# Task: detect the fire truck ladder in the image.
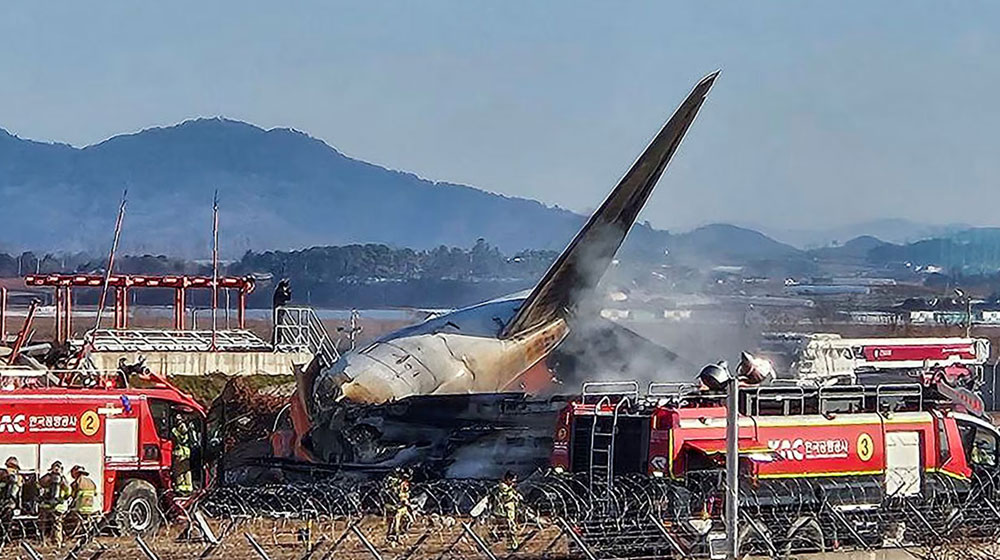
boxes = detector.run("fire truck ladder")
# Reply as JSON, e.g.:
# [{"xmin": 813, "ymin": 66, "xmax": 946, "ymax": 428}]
[{"xmin": 583, "ymin": 381, "xmax": 639, "ymax": 505}]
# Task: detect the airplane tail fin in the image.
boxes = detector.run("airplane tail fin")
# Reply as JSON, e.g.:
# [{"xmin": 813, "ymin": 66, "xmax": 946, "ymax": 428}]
[{"xmin": 501, "ymin": 71, "xmax": 719, "ymax": 338}]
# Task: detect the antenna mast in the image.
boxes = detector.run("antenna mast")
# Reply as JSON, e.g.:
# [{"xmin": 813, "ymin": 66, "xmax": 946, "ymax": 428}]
[
  {"xmin": 94, "ymin": 189, "xmax": 127, "ymax": 332},
  {"xmin": 211, "ymin": 190, "xmax": 219, "ymax": 350}
]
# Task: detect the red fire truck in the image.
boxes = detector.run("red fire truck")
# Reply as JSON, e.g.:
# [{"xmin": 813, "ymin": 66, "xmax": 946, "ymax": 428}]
[
  {"xmin": 758, "ymin": 333, "xmax": 990, "ymax": 388},
  {"xmin": 551, "ymin": 377, "xmax": 1000, "ymax": 553},
  {"xmin": 0, "ymin": 368, "xmax": 208, "ymax": 533}
]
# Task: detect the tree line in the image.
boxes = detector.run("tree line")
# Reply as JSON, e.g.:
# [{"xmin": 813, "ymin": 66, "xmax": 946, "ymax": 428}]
[
  {"xmin": 0, "ymin": 240, "xmax": 559, "ymax": 308},
  {"xmin": 0, "ymin": 239, "xmax": 556, "ymax": 281}
]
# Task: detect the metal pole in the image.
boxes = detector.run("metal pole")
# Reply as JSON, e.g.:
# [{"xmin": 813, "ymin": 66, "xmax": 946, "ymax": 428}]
[
  {"xmin": 966, "ymin": 296, "xmax": 972, "ymax": 338},
  {"xmin": 244, "ymin": 533, "xmax": 272, "ymax": 560},
  {"xmin": 350, "ymin": 524, "xmax": 384, "ymax": 560},
  {"xmin": 238, "ymin": 290, "xmax": 246, "ymax": 329},
  {"xmin": 992, "ymin": 361, "xmax": 999, "ymax": 412},
  {"xmin": 95, "ymin": 189, "xmax": 127, "ymax": 332},
  {"xmin": 121, "ymin": 287, "xmax": 128, "ymax": 328},
  {"xmin": 135, "ymin": 535, "xmax": 162, "ymax": 560},
  {"xmin": 54, "ymin": 287, "xmax": 64, "ymax": 343},
  {"xmin": 177, "ymin": 286, "xmax": 186, "ymax": 329},
  {"xmin": 20, "ymin": 541, "xmax": 43, "ymax": 560},
  {"xmin": 0, "ymin": 286, "xmax": 6, "ymax": 342},
  {"xmin": 556, "ymin": 517, "xmax": 597, "ymax": 560},
  {"xmin": 8, "ymin": 299, "xmax": 39, "ymax": 365},
  {"xmin": 65, "ymin": 287, "xmax": 72, "ymax": 340},
  {"xmin": 725, "ymin": 372, "xmax": 739, "ymax": 560},
  {"xmin": 460, "ymin": 521, "xmax": 498, "ymax": 560},
  {"xmin": 211, "ymin": 190, "xmax": 219, "ymax": 350}
]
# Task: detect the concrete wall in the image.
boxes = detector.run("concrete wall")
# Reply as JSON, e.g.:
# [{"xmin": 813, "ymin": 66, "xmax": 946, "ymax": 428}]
[{"xmin": 89, "ymin": 350, "xmax": 313, "ymax": 377}]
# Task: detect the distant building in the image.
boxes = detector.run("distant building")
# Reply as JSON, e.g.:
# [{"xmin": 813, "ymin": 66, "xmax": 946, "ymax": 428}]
[
  {"xmin": 909, "ymin": 310, "xmax": 967, "ymax": 325},
  {"xmin": 786, "ymin": 285, "xmax": 870, "ymax": 296},
  {"xmin": 843, "ymin": 311, "xmax": 899, "ymax": 325},
  {"xmin": 663, "ymin": 309, "xmax": 693, "ymax": 321},
  {"xmin": 830, "ymin": 277, "xmax": 897, "ymax": 287},
  {"xmin": 979, "ymin": 310, "xmax": 1000, "ymax": 324},
  {"xmin": 600, "ymin": 309, "xmax": 629, "ymax": 320},
  {"xmin": 909, "ymin": 310, "xmax": 936, "ymax": 324}
]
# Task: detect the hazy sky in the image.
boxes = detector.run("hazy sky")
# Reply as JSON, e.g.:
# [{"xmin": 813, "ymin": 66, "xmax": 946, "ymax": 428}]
[{"xmin": 1, "ymin": 1, "xmax": 998, "ymax": 232}]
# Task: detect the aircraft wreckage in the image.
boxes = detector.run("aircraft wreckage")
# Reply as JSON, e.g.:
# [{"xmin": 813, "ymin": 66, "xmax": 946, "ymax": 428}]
[{"xmin": 276, "ymin": 72, "xmax": 720, "ymax": 477}]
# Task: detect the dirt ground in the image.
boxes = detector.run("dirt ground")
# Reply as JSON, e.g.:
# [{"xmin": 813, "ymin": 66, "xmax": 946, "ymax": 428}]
[
  {"xmin": 4, "ymin": 516, "xmax": 574, "ymax": 560},
  {"xmin": 3, "ymin": 518, "xmax": 976, "ymax": 560}
]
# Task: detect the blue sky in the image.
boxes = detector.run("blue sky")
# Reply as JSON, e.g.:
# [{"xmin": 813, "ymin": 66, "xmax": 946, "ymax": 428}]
[{"xmin": 1, "ymin": 1, "xmax": 998, "ymax": 232}]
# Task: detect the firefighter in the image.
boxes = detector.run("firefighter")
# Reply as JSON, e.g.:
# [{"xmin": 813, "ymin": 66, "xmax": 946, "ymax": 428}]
[
  {"xmin": 493, "ymin": 470, "xmax": 522, "ymax": 550},
  {"xmin": 172, "ymin": 413, "xmax": 194, "ymax": 495},
  {"xmin": 69, "ymin": 465, "xmax": 99, "ymax": 536},
  {"xmin": 38, "ymin": 461, "xmax": 71, "ymax": 547},
  {"xmin": 972, "ymin": 439, "xmax": 997, "ymax": 468},
  {"xmin": 272, "ymin": 278, "xmax": 292, "ymax": 345},
  {"xmin": 0, "ymin": 457, "xmax": 22, "ymax": 538},
  {"xmin": 383, "ymin": 467, "xmax": 412, "ymax": 543}
]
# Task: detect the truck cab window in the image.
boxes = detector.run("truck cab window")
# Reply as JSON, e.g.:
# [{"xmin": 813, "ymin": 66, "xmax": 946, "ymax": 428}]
[
  {"xmin": 972, "ymin": 429, "xmax": 998, "ymax": 468},
  {"xmin": 171, "ymin": 407, "xmax": 206, "ymax": 492},
  {"xmin": 958, "ymin": 421, "xmax": 999, "ymax": 469},
  {"xmin": 149, "ymin": 399, "xmax": 171, "ymax": 439}
]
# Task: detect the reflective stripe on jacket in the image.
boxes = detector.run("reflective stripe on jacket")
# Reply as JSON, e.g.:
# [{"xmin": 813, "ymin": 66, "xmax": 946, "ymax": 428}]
[
  {"xmin": 39, "ymin": 473, "xmax": 71, "ymax": 513},
  {"xmin": 72, "ymin": 476, "xmax": 99, "ymax": 515}
]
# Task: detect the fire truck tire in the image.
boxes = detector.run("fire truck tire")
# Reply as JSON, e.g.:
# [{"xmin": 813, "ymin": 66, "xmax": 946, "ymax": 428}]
[
  {"xmin": 115, "ymin": 479, "xmax": 163, "ymax": 534},
  {"xmin": 782, "ymin": 516, "xmax": 824, "ymax": 559}
]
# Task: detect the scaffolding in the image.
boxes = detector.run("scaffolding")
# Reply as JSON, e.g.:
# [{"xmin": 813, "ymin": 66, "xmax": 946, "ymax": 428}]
[
  {"xmin": 89, "ymin": 329, "xmax": 271, "ymax": 353},
  {"xmin": 23, "ymin": 273, "xmax": 256, "ymax": 341}
]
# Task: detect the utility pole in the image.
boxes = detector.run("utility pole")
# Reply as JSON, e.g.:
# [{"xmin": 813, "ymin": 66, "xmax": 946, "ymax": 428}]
[
  {"xmin": 699, "ymin": 361, "xmax": 740, "ymax": 559},
  {"xmin": 211, "ymin": 190, "xmax": 219, "ymax": 351},
  {"xmin": 966, "ymin": 296, "xmax": 973, "ymax": 338},
  {"xmin": 955, "ymin": 288, "xmax": 972, "ymax": 338},
  {"xmin": 94, "ymin": 190, "xmax": 127, "ymax": 332},
  {"xmin": 725, "ymin": 363, "xmax": 739, "ymax": 560}
]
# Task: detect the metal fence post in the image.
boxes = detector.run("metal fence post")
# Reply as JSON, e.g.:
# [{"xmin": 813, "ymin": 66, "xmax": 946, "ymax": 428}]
[
  {"xmin": 245, "ymin": 532, "xmax": 273, "ymax": 560},
  {"xmin": 20, "ymin": 540, "xmax": 44, "ymax": 560},
  {"xmin": 556, "ymin": 517, "xmax": 597, "ymax": 560},
  {"xmin": 135, "ymin": 535, "xmax": 162, "ymax": 560},
  {"xmin": 350, "ymin": 524, "xmax": 384, "ymax": 560},
  {"xmin": 460, "ymin": 521, "xmax": 498, "ymax": 560}
]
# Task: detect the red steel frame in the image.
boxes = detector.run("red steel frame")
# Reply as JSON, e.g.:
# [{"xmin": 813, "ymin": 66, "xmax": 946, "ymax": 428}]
[
  {"xmin": 0, "ymin": 286, "xmax": 6, "ymax": 342},
  {"xmin": 24, "ymin": 274, "xmax": 256, "ymax": 341}
]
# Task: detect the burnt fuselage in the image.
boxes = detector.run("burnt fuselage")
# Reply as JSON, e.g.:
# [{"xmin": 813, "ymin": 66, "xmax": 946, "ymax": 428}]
[{"xmin": 312, "ymin": 296, "xmax": 568, "ymax": 406}]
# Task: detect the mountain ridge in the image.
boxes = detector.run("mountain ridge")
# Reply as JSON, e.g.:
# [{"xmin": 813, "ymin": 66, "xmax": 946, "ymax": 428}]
[
  {"xmin": 0, "ymin": 118, "xmax": 836, "ymax": 266},
  {"xmin": 0, "ymin": 118, "xmax": 591, "ymax": 256}
]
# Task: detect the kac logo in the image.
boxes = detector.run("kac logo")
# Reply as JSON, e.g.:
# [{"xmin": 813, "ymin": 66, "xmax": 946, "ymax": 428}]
[
  {"xmin": 0, "ymin": 414, "xmax": 26, "ymax": 434},
  {"xmin": 768, "ymin": 439, "xmax": 806, "ymax": 461},
  {"xmin": 768, "ymin": 438, "xmax": 850, "ymax": 461}
]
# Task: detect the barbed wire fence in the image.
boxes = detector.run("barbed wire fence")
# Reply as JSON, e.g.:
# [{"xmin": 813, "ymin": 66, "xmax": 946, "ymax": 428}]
[{"xmin": 5, "ymin": 469, "xmax": 1000, "ymax": 559}]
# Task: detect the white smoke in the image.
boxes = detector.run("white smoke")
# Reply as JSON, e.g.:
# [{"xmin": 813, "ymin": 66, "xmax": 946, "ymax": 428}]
[{"xmin": 549, "ymin": 223, "xmax": 763, "ymax": 390}]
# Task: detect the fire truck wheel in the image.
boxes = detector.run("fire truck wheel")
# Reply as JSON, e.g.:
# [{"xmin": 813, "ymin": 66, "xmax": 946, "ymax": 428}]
[{"xmin": 115, "ymin": 479, "xmax": 163, "ymax": 534}]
